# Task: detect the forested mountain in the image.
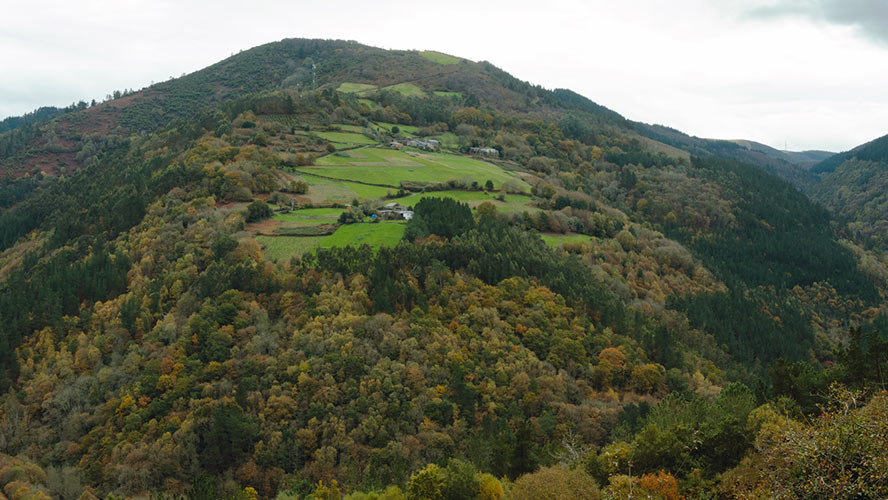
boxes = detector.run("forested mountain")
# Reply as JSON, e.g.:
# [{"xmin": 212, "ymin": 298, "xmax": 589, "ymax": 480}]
[
  {"xmin": 0, "ymin": 39, "xmax": 631, "ymax": 180},
  {"xmin": 811, "ymin": 133, "xmax": 888, "ymax": 175},
  {"xmin": 0, "ymin": 38, "xmax": 885, "ymax": 500},
  {"xmin": 0, "ymin": 106, "xmax": 67, "ymax": 134},
  {"xmin": 632, "ymin": 123, "xmax": 825, "ymax": 189},
  {"xmin": 810, "ymin": 133, "xmax": 888, "ymax": 251}
]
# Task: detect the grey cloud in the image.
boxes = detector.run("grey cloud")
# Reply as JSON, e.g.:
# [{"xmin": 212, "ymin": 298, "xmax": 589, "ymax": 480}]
[{"xmin": 747, "ymin": 0, "xmax": 888, "ymax": 44}]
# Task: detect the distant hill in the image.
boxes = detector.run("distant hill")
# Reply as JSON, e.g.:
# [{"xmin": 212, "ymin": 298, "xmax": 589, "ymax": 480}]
[
  {"xmin": 811, "ymin": 133, "xmax": 888, "ymax": 174},
  {"xmin": 632, "ymin": 123, "xmax": 824, "ymax": 189},
  {"xmin": 0, "ymin": 106, "xmax": 66, "ymax": 134},
  {"xmin": 810, "ymin": 133, "xmax": 888, "ymax": 249},
  {"xmin": 727, "ymin": 139, "xmax": 833, "ymax": 168},
  {"xmin": 0, "ymin": 39, "xmax": 635, "ymax": 179},
  {"xmin": 781, "ymin": 148, "xmax": 834, "ymax": 167}
]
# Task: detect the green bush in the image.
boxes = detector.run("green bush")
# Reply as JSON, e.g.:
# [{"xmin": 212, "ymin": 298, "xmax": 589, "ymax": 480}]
[{"xmin": 245, "ymin": 200, "xmax": 273, "ymax": 222}]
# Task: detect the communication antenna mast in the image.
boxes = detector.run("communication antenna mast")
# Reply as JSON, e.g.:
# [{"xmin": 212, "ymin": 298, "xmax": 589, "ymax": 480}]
[{"xmin": 312, "ymin": 63, "xmax": 317, "ymax": 90}]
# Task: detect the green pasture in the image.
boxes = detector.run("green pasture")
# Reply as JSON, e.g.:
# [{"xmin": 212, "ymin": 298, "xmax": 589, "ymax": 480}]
[
  {"xmin": 540, "ymin": 233, "xmax": 593, "ymax": 247},
  {"xmin": 373, "ymin": 122, "xmax": 419, "ymax": 135},
  {"xmin": 420, "ymin": 51, "xmax": 460, "ymax": 65},
  {"xmin": 433, "ymin": 91, "xmax": 463, "ymax": 98},
  {"xmin": 273, "ymin": 207, "xmax": 343, "ymax": 224},
  {"xmin": 324, "ymin": 221, "xmax": 406, "ymax": 248},
  {"xmin": 258, "ymin": 222, "xmax": 405, "ymax": 262},
  {"xmin": 337, "ymin": 82, "xmax": 377, "ymax": 94},
  {"xmin": 430, "ymin": 132, "xmax": 459, "ymax": 148},
  {"xmin": 304, "ymin": 147, "xmax": 529, "ymax": 190},
  {"xmin": 333, "ymin": 124, "xmax": 368, "ymax": 133},
  {"xmin": 258, "ymin": 235, "xmax": 325, "ymax": 261},
  {"xmin": 382, "ymin": 82, "xmax": 426, "ymax": 96},
  {"xmin": 293, "ymin": 173, "xmax": 394, "ymax": 203},
  {"xmin": 315, "ymin": 131, "xmax": 377, "ymax": 145},
  {"xmin": 397, "ymin": 190, "xmax": 536, "ymax": 213}
]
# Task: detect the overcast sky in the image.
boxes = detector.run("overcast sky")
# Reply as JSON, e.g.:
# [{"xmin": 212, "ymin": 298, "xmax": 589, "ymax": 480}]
[{"xmin": 2, "ymin": 0, "xmax": 887, "ymax": 151}]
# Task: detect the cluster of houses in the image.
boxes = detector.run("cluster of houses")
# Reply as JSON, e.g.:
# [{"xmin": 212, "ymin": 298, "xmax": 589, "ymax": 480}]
[
  {"xmin": 388, "ymin": 138, "xmax": 441, "ymax": 151},
  {"xmin": 387, "ymin": 132, "xmax": 500, "ymax": 158},
  {"xmin": 407, "ymin": 138, "xmax": 440, "ymax": 151},
  {"xmin": 375, "ymin": 202, "xmax": 414, "ymax": 220},
  {"xmin": 470, "ymin": 146, "xmax": 499, "ymax": 157}
]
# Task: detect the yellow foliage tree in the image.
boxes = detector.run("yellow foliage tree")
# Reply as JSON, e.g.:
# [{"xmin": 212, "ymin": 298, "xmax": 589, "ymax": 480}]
[{"xmin": 510, "ymin": 466, "xmax": 600, "ymax": 500}]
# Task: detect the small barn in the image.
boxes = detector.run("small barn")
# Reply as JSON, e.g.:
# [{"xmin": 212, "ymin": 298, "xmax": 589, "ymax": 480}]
[
  {"xmin": 377, "ymin": 202, "xmax": 414, "ymax": 220},
  {"xmin": 406, "ymin": 139, "xmax": 439, "ymax": 151}
]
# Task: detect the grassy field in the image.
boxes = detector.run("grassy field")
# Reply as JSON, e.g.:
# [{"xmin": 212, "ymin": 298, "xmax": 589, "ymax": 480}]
[
  {"xmin": 337, "ymin": 82, "xmax": 377, "ymax": 94},
  {"xmin": 358, "ymin": 99, "xmax": 378, "ymax": 109},
  {"xmin": 399, "ymin": 190, "xmax": 490, "ymax": 204},
  {"xmin": 431, "ymin": 132, "xmax": 459, "ymax": 148},
  {"xmin": 349, "ymin": 182, "xmax": 398, "ymax": 199},
  {"xmin": 373, "ymin": 122, "xmax": 419, "ymax": 135},
  {"xmin": 274, "ymin": 207, "xmax": 343, "ymax": 224},
  {"xmin": 433, "ymin": 91, "xmax": 463, "ymax": 98},
  {"xmin": 258, "ymin": 222, "xmax": 405, "ymax": 261},
  {"xmin": 494, "ymin": 194, "xmax": 540, "ymax": 213},
  {"xmin": 397, "ymin": 190, "xmax": 537, "ymax": 213},
  {"xmin": 381, "ymin": 82, "xmax": 426, "ymax": 96},
  {"xmin": 258, "ymin": 235, "xmax": 326, "ymax": 261},
  {"xmin": 419, "ymin": 51, "xmax": 460, "ymax": 65},
  {"xmin": 304, "ymin": 147, "xmax": 529, "ymax": 190},
  {"xmin": 293, "ymin": 173, "xmax": 394, "ymax": 203},
  {"xmin": 540, "ymin": 233, "xmax": 593, "ymax": 247},
  {"xmin": 323, "ymin": 222, "xmax": 406, "ymax": 248},
  {"xmin": 316, "ymin": 131, "xmax": 377, "ymax": 145},
  {"xmin": 333, "ymin": 124, "xmax": 368, "ymax": 133}
]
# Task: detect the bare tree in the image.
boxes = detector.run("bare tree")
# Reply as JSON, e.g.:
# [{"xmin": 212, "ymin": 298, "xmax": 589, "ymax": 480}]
[{"xmin": 551, "ymin": 429, "xmax": 591, "ymax": 467}]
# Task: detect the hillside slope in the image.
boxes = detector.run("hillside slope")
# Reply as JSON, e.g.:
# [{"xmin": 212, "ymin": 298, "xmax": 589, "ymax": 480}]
[
  {"xmin": 633, "ymin": 122, "xmax": 822, "ymax": 189},
  {"xmin": 0, "ymin": 39, "xmax": 632, "ymax": 180},
  {"xmin": 0, "ymin": 38, "xmax": 885, "ymax": 500},
  {"xmin": 811, "ymin": 134, "xmax": 888, "ymax": 250},
  {"xmin": 728, "ymin": 139, "xmax": 833, "ymax": 169}
]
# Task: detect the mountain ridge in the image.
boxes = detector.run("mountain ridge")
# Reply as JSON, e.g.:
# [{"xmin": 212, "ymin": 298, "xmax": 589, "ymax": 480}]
[{"xmin": 0, "ymin": 38, "xmax": 638, "ymax": 180}]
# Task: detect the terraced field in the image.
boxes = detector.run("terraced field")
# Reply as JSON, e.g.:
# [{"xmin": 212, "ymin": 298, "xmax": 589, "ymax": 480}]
[
  {"xmin": 333, "ymin": 124, "xmax": 369, "ymax": 133},
  {"xmin": 398, "ymin": 190, "xmax": 537, "ymax": 213},
  {"xmin": 315, "ymin": 131, "xmax": 377, "ymax": 145},
  {"xmin": 325, "ymin": 221, "xmax": 406, "ymax": 247},
  {"xmin": 336, "ymin": 82, "xmax": 377, "ymax": 94},
  {"xmin": 302, "ymin": 147, "xmax": 529, "ymax": 190},
  {"xmin": 372, "ymin": 122, "xmax": 419, "ymax": 135},
  {"xmin": 291, "ymin": 173, "xmax": 395, "ymax": 204},
  {"xmin": 258, "ymin": 235, "xmax": 326, "ymax": 261},
  {"xmin": 267, "ymin": 144, "xmax": 534, "ymax": 258},
  {"xmin": 540, "ymin": 233, "xmax": 593, "ymax": 247},
  {"xmin": 381, "ymin": 82, "xmax": 426, "ymax": 96},
  {"xmin": 273, "ymin": 207, "xmax": 343, "ymax": 224},
  {"xmin": 419, "ymin": 51, "xmax": 460, "ymax": 65},
  {"xmin": 267, "ymin": 207, "xmax": 341, "ymax": 236},
  {"xmin": 258, "ymin": 221, "xmax": 406, "ymax": 262}
]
